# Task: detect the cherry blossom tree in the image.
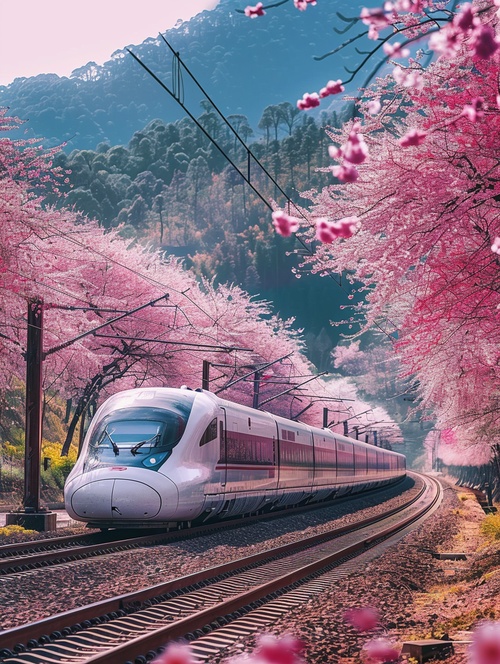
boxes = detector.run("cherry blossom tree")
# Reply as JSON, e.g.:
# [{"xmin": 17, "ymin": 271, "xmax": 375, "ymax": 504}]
[
  {"xmin": 1, "ymin": 110, "xmax": 396, "ymax": 454},
  {"xmin": 266, "ymin": 0, "xmax": 500, "ymax": 468}
]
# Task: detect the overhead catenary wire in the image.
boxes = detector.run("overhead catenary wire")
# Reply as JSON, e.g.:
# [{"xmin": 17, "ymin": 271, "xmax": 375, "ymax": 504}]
[
  {"xmin": 125, "ymin": 44, "xmax": 404, "ymax": 341},
  {"xmin": 126, "ymin": 47, "xmax": 274, "ymax": 213},
  {"xmin": 158, "ymin": 33, "xmax": 293, "ymax": 205}
]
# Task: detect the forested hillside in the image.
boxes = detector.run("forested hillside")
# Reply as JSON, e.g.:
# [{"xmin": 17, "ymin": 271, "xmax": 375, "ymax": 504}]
[
  {"xmin": 50, "ymin": 100, "xmax": 358, "ymax": 367},
  {"xmin": 0, "ymin": 0, "xmax": 378, "ymax": 150},
  {"xmin": 0, "ymin": 0, "xmax": 382, "ymax": 367}
]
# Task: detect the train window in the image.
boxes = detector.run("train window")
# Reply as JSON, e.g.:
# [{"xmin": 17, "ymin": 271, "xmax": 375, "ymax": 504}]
[
  {"xmin": 200, "ymin": 418, "xmax": 218, "ymax": 446},
  {"xmin": 84, "ymin": 404, "xmax": 192, "ymax": 472}
]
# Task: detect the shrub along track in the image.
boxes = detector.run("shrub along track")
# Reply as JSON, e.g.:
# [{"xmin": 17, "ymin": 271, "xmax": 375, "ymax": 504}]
[{"xmin": 0, "ymin": 473, "xmax": 441, "ymax": 664}]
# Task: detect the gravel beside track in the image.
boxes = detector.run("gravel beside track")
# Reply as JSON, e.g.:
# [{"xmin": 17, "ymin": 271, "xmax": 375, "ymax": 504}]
[
  {"xmin": 0, "ymin": 478, "xmax": 419, "ymax": 631},
  {"xmin": 207, "ymin": 478, "xmax": 498, "ymax": 664}
]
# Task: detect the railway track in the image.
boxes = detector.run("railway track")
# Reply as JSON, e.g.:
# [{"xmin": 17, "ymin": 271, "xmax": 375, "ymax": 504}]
[
  {"xmin": 0, "ymin": 473, "xmax": 441, "ymax": 664},
  {"xmin": 0, "ymin": 479, "xmax": 410, "ymax": 578}
]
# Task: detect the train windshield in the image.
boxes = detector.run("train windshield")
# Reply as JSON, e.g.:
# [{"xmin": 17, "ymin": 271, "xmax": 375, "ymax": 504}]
[{"xmin": 84, "ymin": 403, "xmax": 192, "ymax": 472}]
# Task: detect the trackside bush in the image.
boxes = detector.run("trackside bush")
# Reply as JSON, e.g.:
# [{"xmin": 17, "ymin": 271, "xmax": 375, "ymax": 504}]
[
  {"xmin": 42, "ymin": 441, "xmax": 78, "ymax": 491},
  {"xmin": 0, "ymin": 525, "xmax": 37, "ymax": 539},
  {"xmin": 480, "ymin": 513, "xmax": 500, "ymax": 541}
]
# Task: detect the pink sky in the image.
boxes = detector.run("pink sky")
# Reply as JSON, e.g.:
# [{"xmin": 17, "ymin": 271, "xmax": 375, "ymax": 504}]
[{"xmin": 0, "ymin": 0, "xmax": 219, "ymax": 86}]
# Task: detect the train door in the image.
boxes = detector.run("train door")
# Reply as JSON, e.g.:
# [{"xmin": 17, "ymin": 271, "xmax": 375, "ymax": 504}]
[{"xmin": 219, "ymin": 407, "xmax": 228, "ymax": 490}]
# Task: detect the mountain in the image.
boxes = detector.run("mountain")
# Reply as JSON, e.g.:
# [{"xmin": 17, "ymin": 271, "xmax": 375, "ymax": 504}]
[
  {"xmin": 1, "ymin": 0, "xmax": 383, "ymax": 367},
  {"xmin": 0, "ymin": 0, "xmax": 380, "ymax": 151}
]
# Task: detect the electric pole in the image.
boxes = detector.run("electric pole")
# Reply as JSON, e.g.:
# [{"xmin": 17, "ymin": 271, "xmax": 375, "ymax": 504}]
[{"xmin": 7, "ymin": 299, "xmax": 56, "ymax": 530}]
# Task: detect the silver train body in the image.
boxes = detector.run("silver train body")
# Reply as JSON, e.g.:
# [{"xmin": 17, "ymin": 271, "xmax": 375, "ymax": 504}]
[{"xmin": 64, "ymin": 387, "xmax": 406, "ymax": 528}]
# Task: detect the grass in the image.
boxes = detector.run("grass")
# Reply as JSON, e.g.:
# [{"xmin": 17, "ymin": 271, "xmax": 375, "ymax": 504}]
[{"xmin": 480, "ymin": 513, "xmax": 500, "ymax": 541}]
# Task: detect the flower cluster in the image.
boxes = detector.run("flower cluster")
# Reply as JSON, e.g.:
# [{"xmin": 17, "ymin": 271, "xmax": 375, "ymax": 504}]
[
  {"xmin": 294, "ymin": 0, "xmax": 316, "ymax": 10},
  {"xmin": 362, "ymin": 638, "xmax": 401, "ymax": 664},
  {"xmin": 297, "ymin": 79, "xmax": 344, "ymax": 110},
  {"xmin": 429, "ymin": 2, "xmax": 499, "ymax": 59},
  {"xmin": 491, "ymin": 237, "xmax": 500, "ymax": 255},
  {"xmin": 244, "ymin": 2, "xmax": 265, "ymax": 18},
  {"xmin": 254, "ymin": 633, "xmax": 306, "ymax": 664},
  {"xmin": 272, "ymin": 210, "xmax": 301, "ymax": 237},
  {"xmin": 344, "ymin": 606, "xmax": 380, "ymax": 632},
  {"xmin": 359, "ymin": 1, "xmax": 499, "ymax": 63},
  {"xmin": 392, "ymin": 66, "xmax": 424, "ymax": 90},
  {"xmin": 227, "ymin": 633, "xmax": 307, "ymax": 664},
  {"xmin": 296, "ymin": 92, "xmax": 321, "ymax": 110},
  {"xmin": 462, "ymin": 97, "xmax": 485, "ymax": 122},
  {"xmin": 329, "ymin": 122, "xmax": 369, "ymax": 183},
  {"xmin": 469, "ymin": 621, "xmax": 500, "ymax": 664},
  {"xmin": 244, "ymin": 0, "xmax": 318, "ymax": 17},
  {"xmin": 361, "ymin": 7, "xmax": 392, "ymax": 40},
  {"xmin": 320, "ymin": 79, "xmax": 345, "ymax": 98},
  {"xmin": 315, "ymin": 216, "xmax": 360, "ymax": 243},
  {"xmin": 153, "ymin": 643, "xmax": 198, "ymax": 664},
  {"xmin": 383, "ymin": 42, "xmax": 410, "ymax": 58},
  {"xmin": 399, "ymin": 128, "xmax": 427, "ymax": 147}
]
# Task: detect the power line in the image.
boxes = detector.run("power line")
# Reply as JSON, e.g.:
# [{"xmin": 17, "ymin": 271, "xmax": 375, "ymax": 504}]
[{"xmin": 125, "ymin": 43, "xmax": 403, "ymax": 342}]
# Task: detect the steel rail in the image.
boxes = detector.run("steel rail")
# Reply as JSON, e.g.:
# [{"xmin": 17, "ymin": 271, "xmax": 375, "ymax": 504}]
[
  {"xmin": 0, "ymin": 478, "xmax": 407, "ymax": 576},
  {"xmin": 75, "ymin": 475, "xmax": 443, "ymax": 664},
  {"xmin": 0, "ymin": 475, "xmax": 431, "ymax": 659}
]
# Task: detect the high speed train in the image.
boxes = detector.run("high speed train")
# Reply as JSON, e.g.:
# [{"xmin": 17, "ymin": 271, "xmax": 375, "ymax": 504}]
[{"xmin": 64, "ymin": 387, "xmax": 406, "ymax": 529}]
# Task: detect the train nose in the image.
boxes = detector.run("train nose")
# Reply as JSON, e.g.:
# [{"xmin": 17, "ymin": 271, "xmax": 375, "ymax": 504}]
[{"xmin": 70, "ymin": 479, "xmax": 162, "ymax": 520}]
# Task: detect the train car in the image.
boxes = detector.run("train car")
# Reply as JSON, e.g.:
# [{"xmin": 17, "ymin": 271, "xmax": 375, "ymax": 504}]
[{"xmin": 64, "ymin": 387, "xmax": 406, "ymax": 529}]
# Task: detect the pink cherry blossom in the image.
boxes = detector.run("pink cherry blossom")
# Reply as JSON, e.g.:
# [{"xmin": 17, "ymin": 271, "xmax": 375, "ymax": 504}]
[
  {"xmin": 328, "ymin": 145, "xmax": 344, "ymax": 159},
  {"xmin": 315, "ymin": 218, "xmax": 337, "ymax": 244},
  {"xmin": 319, "ymin": 79, "xmax": 345, "ymax": 98},
  {"xmin": 491, "ymin": 237, "xmax": 500, "ymax": 255},
  {"xmin": 335, "ymin": 216, "xmax": 361, "ymax": 238},
  {"xmin": 383, "ymin": 42, "xmax": 410, "ymax": 59},
  {"xmin": 297, "ymin": 92, "xmax": 320, "ymax": 110},
  {"xmin": 367, "ymin": 100, "xmax": 381, "ymax": 114},
  {"xmin": 462, "ymin": 97, "xmax": 485, "ymax": 122},
  {"xmin": 294, "ymin": 0, "xmax": 316, "ymax": 10},
  {"xmin": 315, "ymin": 217, "xmax": 359, "ymax": 243},
  {"xmin": 360, "ymin": 7, "xmax": 391, "ymax": 40},
  {"xmin": 392, "ymin": 66, "xmax": 424, "ymax": 89},
  {"xmin": 393, "ymin": 0, "xmax": 425, "ymax": 11},
  {"xmin": 469, "ymin": 622, "xmax": 500, "ymax": 664},
  {"xmin": 295, "ymin": 4, "xmax": 500, "ymax": 466},
  {"xmin": 272, "ymin": 210, "xmax": 300, "ymax": 237},
  {"xmin": 455, "ymin": 3, "xmax": 478, "ymax": 32},
  {"xmin": 343, "ymin": 130, "xmax": 369, "ymax": 165},
  {"xmin": 363, "ymin": 638, "xmax": 401, "ymax": 663},
  {"xmin": 429, "ymin": 5, "xmax": 496, "ymax": 60},
  {"xmin": 344, "ymin": 606, "xmax": 380, "ymax": 632},
  {"xmin": 244, "ymin": 2, "xmax": 265, "ymax": 18},
  {"xmin": 428, "ymin": 26, "xmax": 462, "ymax": 58},
  {"xmin": 255, "ymin": 633, "xmax": 307, "ymax": 664},
  {"xmin": 471, "ymin": 25, "xmax": 499, "ymax": 59},
  {"xmin": 399, "ymin": 128, "xmax": 427, "ymax": 147},
  {"xmin": 153, "ymin": 643, "xmax": 199, "ymax": 664},
  {"xmin": 331, "ymin": 162, "xmax": 359, "ymax": 183}
]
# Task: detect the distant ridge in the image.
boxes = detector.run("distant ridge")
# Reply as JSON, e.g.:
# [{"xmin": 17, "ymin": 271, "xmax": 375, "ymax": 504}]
[{"xmin": 0, "ymin": 0, "xmax": 379, "ymax": 150}]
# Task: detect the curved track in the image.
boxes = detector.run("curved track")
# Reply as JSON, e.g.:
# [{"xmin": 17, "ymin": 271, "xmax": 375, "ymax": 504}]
[
  {"xmin": 0, "ymin": 473, "xmax": 441, "ymax": 664},
  {"xmin": 0, "ymin": 480, "xmax": 408, "ymax": 578}
]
